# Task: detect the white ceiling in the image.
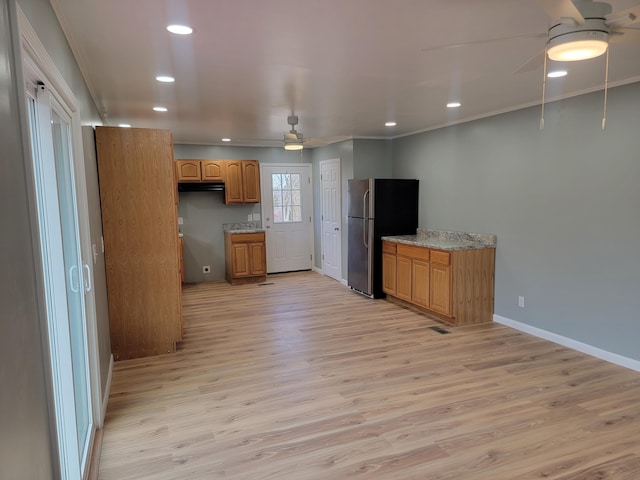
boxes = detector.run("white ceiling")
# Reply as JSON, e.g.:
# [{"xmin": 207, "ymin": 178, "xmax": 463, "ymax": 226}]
[{"xmin": 49, "ymin": 0, "xmax": 640, "ymax": 148}]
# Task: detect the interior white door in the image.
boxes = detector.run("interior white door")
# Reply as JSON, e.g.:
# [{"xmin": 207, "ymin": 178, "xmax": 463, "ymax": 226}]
[
  {"xmin": 320, "ymin": 159, "xmax": 342, "ymax": 281},
  {"xmin": 261, "ymin": 164, "xmax": 313, "ymax": 273}
]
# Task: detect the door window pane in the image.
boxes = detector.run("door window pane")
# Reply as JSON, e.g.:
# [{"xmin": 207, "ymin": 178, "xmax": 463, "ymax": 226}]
[{"xmin": 271, "ymin": 173, "xmax": 302, "ymax": 223}]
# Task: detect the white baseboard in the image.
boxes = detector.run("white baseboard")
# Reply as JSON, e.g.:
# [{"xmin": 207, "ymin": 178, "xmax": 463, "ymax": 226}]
[
  {"xmin": 341, "ymin": 279, "xmax": 348, "ymax": 286},
  {"xmin": 312, "ymin": 266, "xmax": 322, "ymax": 274},
  {"xmin": 494, "ymin": 315, "xmax": 640, "ymax": 372},
  {"xmin": 100, "ymin": 354, "xmax": 114, "ymax": 426}
]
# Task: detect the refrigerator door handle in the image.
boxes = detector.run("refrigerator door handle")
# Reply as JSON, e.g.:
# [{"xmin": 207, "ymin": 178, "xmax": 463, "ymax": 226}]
[
  {"xmin": 363, "ymin": 189, "xmax": 370, "ymax": 220},
  {"xmin": 363, "ymin": 219, "xmax": 369, "ymax": 249}
]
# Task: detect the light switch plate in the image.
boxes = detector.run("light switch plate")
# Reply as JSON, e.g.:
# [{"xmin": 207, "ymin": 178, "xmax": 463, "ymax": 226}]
[
  {"xmin": 178, "ymin": 217, "xmax": 183, "ymax": 225},
  {"xmin": 252, "ymin": 213, "xmax": 261, "ymax": 221}
]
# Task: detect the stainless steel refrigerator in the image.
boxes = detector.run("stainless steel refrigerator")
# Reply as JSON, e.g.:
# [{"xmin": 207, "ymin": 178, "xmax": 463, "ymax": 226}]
[{"xmin": 347, "ymin": 178, "xmax": 419, "ymax": 298}]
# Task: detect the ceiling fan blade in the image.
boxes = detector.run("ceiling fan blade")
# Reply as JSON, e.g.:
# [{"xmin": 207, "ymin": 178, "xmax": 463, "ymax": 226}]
[
  {"xmin": 610, "ymin": 27, "xmax": 640, "ymax": 44},
  {"xmin": 536, "ymin": 0, "xmax": 585, "ymax": 24},
  {"xmin": 513, "ymin": 49, "xmax": 546, "ymax": 74},
  {"xmin": 421, "ymin": 33, "xmax": 546, "ymax": 53},
  {"xmin": 606, "ymin": 6, "xmax": 640, "ymax": 28}
]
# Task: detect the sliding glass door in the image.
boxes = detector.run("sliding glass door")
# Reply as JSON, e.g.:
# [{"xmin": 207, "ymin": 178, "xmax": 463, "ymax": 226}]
[{"xmin": 25, "ymin": 74, "xmax": 93, "ymax": 479}]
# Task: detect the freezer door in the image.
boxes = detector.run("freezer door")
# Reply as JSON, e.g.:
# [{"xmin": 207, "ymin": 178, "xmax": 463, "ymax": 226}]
[
  {"xmin": 347, "ymin": 217, "xmax": 374, "ymax": 295},
  {"xmin": 348, "ymin": 179, "xmax": 374, "ymax": 219}
]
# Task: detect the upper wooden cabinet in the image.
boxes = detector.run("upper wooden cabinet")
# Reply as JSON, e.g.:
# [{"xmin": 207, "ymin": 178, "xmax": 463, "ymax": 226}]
[
  {"xmin": 241, "ymin": 160, "xmax": 261, "ymax": 203},
  {"xmin": 201, "ymin": 160, "xmax": 225, "ymax": 181},
  {"xmin": 176, "ymin": 159, "xmax": 260, "ymax": 204},
  {"xmin": 176, "ymin": 160, "xmax": 202, "ymax": 181}
]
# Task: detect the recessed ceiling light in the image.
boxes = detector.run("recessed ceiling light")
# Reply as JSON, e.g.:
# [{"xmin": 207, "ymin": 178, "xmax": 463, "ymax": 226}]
[
  {"xmin": 385, "ymin": 121, "xmax": 397, "ymax": 127},
  {"xmin": 166, "ymin": 24, "xmax": 193, "ymax": 35},
  {"xmin": 547, "ymin": 70, "xmax": 568, "ymax": 78},
  {"xmin": 447, "ymin": 102, "xmax": 462, "ymax": 108},
  {"xmin": 221, "ymin": 138, "xmax": 231, "ymax": 142},
  {"xmin": 118, "ymin": 123, "xmax": 131, "ymax": 128},
  {"xmin": 153, "ymin": 106, "xmax": 168, "ymax": 112},
  {"xmin": 156, "ymin": 75, "xmax": 175, "ymax": 83}
]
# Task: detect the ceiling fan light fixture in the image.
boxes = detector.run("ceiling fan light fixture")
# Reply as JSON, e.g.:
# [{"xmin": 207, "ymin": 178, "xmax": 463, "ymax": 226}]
[
  {"xmin": 284, "ymin": 143, "xmax": 304, "ymax": 151},
  {"xmin": 547, "ymin": 31, "xmax": 609, "ymax": 61}
]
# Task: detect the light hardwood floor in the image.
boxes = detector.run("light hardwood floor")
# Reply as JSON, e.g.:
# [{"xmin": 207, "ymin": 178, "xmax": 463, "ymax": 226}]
[{"xmin": 98, "ymin": 271, "xmax": 640, "ymax": 479}]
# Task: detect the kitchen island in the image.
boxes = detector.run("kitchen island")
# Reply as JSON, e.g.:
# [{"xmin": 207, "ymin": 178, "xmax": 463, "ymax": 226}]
[{"xmin": 381, "ymin": 229, "xmax": 496, "ymax": 326}]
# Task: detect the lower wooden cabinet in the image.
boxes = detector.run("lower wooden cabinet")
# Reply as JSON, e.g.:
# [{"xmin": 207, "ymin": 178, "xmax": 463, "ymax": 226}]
[
  {"xmin": 224, "ymin": 231, "xmax": 267, "ymax": 284},
  {"xmin": 382, "ymin": 249, "xmax": 397, "ymax": 296},
  {"xmin": 382, "ymin": 240, "xmax": 494, "ymax": 326}
]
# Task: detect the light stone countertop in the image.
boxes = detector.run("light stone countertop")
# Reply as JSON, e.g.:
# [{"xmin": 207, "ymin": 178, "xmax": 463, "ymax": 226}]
[
  {"xmin": 382, "ymin": 229, "xmax": 496, "ymax": 251},
  {"xmin": 223, "ymin": 222, "xmax": 265, "ymax": 234}
]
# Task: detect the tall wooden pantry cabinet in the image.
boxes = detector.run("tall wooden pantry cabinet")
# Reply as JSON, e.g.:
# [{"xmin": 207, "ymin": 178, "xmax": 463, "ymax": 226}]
[{"xmin": 96, "ymin": 127, "xmax": 182, "ymax": 360}]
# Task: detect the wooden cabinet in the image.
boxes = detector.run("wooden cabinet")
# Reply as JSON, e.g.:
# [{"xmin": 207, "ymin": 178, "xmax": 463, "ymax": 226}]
[
  {"xmin": 201, "ymin": 160, "xmax": 225, "ymax": 181},
  {"xmin": 176, "ymin": 160, "xmax": 202, "ymax": 181},
  {"xmin": 96, "ymin": 127, "xmax": 182, "ymax": 360},
  {"xmin": 224, "ymin": 231, "xmax": 267, "ymax": 284},
  {"xmin": 224, "ymin": 160, "xmax": 260, "ymax": 204},
  {"xmin": 176, "ymin": 159, "xmax": 260, "ymax": 204},
  {"xmin": 241, "ymin": 160, "xmax": 261, "ymax": 203},
  {"xmin": 429, "ymin": 250, "xmax": 451, "ymax": 316},
  {"xmin": 396, "ymin": 243, "xmax": 430, "ymax": 306},
  {"xmin": 382, "ymin": 240, "xmax": 495, "ymax": 326},
  {"xmin": 382, "ymin": 242, "xmax": 397, "ymax": 296}
]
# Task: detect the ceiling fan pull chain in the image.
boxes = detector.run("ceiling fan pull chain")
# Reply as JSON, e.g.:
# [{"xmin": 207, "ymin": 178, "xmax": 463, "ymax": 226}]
[
  {"xmin": 602, "ymin": 48, "xmax": 610, "ymax": 130},
  {"xmin": 540, "ymin": 45, "xmax": 549, "ymax": 130}
]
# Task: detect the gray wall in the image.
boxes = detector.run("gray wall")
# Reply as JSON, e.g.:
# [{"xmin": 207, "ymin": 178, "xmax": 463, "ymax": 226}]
[
  {"xmin": 392, "ymin": 81, "xmax": 640, "ymax": 361},
  {"xmin": 174, "ymin": 144, "xmax": 312, "ymax": 282},
  {"xmin": 1, "ymin": 0, "xmax": 56, "ymax": 477},
  {"xmin": 353, "ymin": 138, "xmax": 393, "ymax": 179}
]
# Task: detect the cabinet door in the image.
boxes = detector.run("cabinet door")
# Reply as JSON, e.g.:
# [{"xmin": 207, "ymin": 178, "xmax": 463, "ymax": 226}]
[
  {"xmin": 430, "ymin": 263, "xmax": 452, "ymax": 316},
  {"xmin": 201, "ymin": 160, "xmax": 225, "ymax": 181},
  {"xmin": 242, "ymin": 160, "xmax": 261, "ymax": 203},
  {"xmin": 249, "ymin": 241, "xmax": 266, "ymax": 275},
  {"xmin": 232, "ymin": 243, "xmax": 250, "ymax": 277},
  {"xmin": 224, "ymin": 160, "xmax": 243, "ymax": 203},
  {"xmin": 412, "ymin": 259, "xmax": 430, "ymax": 308},
  {"xmin": 176, "ymin": 160, "xmax": 201, "ymax": 181},
  {"xmin": 396, "ymin": 255, "xmax": 412, "ymax": 302},
  {"xmin": 382, "ymin": 252, "xmax": 397, "ymax": 295}
]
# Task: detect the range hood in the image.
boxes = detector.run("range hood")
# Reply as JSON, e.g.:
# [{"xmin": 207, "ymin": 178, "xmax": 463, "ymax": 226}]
[{"xmin": 178, "ymin": 182, "xmax": 225, "ymax": 192}]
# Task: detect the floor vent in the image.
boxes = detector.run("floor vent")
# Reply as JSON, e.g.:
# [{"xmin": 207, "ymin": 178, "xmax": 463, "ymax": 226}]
[
  {"xmin": 429, "ymin": 326, "xmax": 451, "ymax": 334},
  {"xmin": 258, "ymin": 282, "xmax": 274, "ymax": 286}
]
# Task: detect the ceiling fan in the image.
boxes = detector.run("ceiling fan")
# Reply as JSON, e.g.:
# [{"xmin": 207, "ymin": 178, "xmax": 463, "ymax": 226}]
[
  {"xmin": 421, "ymin": 0, "xmax": 640, "ymax": 72},
  {"xmin": 283, "ymin": 115, "xmax": 304, "ymax": 150},
  {"xmin": 518, "ymin": 0, "xmax": 640, "ymax": 72}
]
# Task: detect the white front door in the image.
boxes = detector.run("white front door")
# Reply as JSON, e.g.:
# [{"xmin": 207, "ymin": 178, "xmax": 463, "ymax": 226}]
[
  {"xmin": 320, "ymin": 159, "xmax": 342, "ymax": 281},
  {"xmin": 261, "ymin": 164, "xmax": 313, "ymax": 273}
]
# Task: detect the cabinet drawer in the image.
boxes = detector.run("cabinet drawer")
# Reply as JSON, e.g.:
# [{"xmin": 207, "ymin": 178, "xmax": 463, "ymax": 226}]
[
  {"xmin": 397, "ymin": 244, "xmax": 429, "ymax": 261},
  {"xmin": 430, "ymin": 250, "xmax": 450, "ymax": 265},
  {"xmin": 382, "ymin": 241, "xmax": 397, "ymax": 254},
  {"xmin": 230, "ymin": 232, "xmax": 265, "ymax": 243}
]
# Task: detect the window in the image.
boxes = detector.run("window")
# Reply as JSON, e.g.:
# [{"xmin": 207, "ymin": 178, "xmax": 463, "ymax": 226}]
[{"xmin": 272, "ymin": 173, "xmax": 302, "ymax": 223}]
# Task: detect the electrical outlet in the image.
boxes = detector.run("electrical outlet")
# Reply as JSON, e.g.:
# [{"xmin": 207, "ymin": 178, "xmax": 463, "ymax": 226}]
[
  {"xmin": 518, "ymin": 296, "xmax": 525, "ymax": 308},
  {"xmin": 248, "ymin": 214, "xmax": 253, "ymax": 221},
  {"xmin": 252, "ymin": 213, "xmax": 261, "ymax": 221},
  {"xmin": 178, "ymin": 216, "xmax": 183, "ymax": 225},
  {"xmin": 203, "ymin": 265, "xmax": 211, "ymax": 274}
]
